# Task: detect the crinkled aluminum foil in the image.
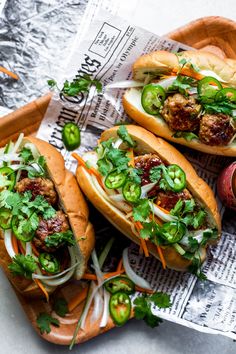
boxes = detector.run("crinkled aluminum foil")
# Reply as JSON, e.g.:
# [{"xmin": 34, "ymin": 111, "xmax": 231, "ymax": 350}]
[{"xmin": 0, "ymin": 0, "xmax": 88, "ymax": 109}]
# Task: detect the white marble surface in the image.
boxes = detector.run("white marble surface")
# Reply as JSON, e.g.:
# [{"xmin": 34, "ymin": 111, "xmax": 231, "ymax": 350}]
[{"xmin": 1, "ymin": 0, "xmax": 236, "ymax": 353}]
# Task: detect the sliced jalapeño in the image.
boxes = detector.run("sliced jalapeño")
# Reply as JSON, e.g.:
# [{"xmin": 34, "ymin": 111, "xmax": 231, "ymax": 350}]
[
  {"xmin": 160, "ymin": 221, "xmax": 186, "ymax": 244},
  {"xmin": 122, "ymin": 180, "xmax": 141, "ymax": 203},
  {"xmin": 105, "ymin": 170, "xmax": 127, "ymax": 189},
  {"xmin": 109, "ymin": 291, "xmax": 131, "ymax": 326},
  {"xmin": 141, "ymin": 84, "xmax": 166, "ymax": 115}
]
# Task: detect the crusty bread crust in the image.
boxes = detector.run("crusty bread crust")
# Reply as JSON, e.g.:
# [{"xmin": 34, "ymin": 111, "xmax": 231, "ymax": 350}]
[
  {"xmin": 76, "ymin": 125, "xmax": 221, "ymax": 271},
  {"xmin": 123, "ymin": 88, "xmax": 236, "ymax": 156},
  {"xmin": 133, "ymin": 50, "xmax": 236, "ymax": 86},
  {"xmin": 0, "ymin": 137, "xmax": 95, "ymax": 297}
]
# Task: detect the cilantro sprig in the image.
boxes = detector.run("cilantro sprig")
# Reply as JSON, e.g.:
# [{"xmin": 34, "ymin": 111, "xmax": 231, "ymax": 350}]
[
  {"xmin": 8, "ymin": 254, "xmax": 37, "ymax": 279},
  {"xmin": 45, "ymin": 230, "xmax": 75, "ymax": 248},
  {"xmin": 117, "ymin": 125, "xmax": 136, "ymax": 148},
  {"xmin": 170, "ymin": 199, "xmax": 206, "ymax": 229},
  {"xmin": 48, "ymin": 74, "xmax": 102, "ymax": 97},
  {"xmin": 134, "ymin": 292, "xmax": 171, "ymax": 328},
  {"xmin": 36, "ymin": 313, "xmax": 60, "ymax": 334}
]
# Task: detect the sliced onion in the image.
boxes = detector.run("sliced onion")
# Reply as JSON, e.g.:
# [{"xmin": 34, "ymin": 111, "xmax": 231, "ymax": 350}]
[
  {"xmin": 4, "ymin": 230, "xmax": 16, "ymax": 258},
  {"xmin": 25, "ymin": 242, "xmax": 32, "ymax": 256},
  {"xmin": 0, "ymin": 154, "xmax": 22, "ymax": 163},
  {"xmin": 122, "ymin": 248, "xmax": 152, "ymax": 290},
  {"xmin": 157, "ymin": 76, "xmax": 177, "ymax": 89},
  {"xmin": 109, "ymin": 193, "xmax": 125, "ymax": 202},
  {"xmin": 150, "ymin": 202, "xmax": 176, "ymax": 222},
  {"xmin": 141, "ymin": 182, "xmax": 157, "ymax": 198},
  {"xmin": 199, "ymin": 70, "xmax": 226, "ymax": 83},
  {"xmin": 112, "ymin": 138, "xmax": 123, "ymax": 149},
  {"xmin": 90, "ymin": 282, "xmax": 104, "ymax": 323},
  {"xmin": 91, "ymin": 249, "xmax": 103, "ymax": 285},
  {"xmin": 23, "ymin": 143, "xmax": 39, "ymax": 159},
  {"xmin": 34, "ymin": 247, "xmax": 76, "ymax": 286},
  {"xmin": 82, "ymin": 151, "xmax": 99, "ymax": 169},
  {"xmin": 106, "ymin": 80, "xmax": 145, "ymax": 89},
  {"xmin": 80, "ymin": 275, "xmax": 120, "ymax": 330},
  {"xmin": 180, "ymin": 229, "xmax": 212, "ymax": 246},
  {"xmin": 100, "ymin": 289, "xmax": 110, "ymax": 328},
  {"xmin": 12, "ymin": 133, "xmax": 24, "ymax": 153}
]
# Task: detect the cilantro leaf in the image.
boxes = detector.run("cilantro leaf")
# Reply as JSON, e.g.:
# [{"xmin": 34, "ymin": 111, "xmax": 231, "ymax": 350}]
[
  {"xmin": 128, "ymin": 168, "xmax": 142, "ymax": 184},
  {"xmin": 97, "ymin": 157, "xmax": 111, "ymax": 176},
  {"xmin": 53, "ymin": 298, "xmax": 68, "ymax": 317},
  {"xmin": 139, "ymin": 221, "xmax": 160, "ymax": 241},
  {"xmin": 133, "ymin": 199, "xmax": 151, "ymax": 223},
  {"xmin": 47, "ymin": 79, "xmax": 57, "ymax": 88},
  {"xmin": 61, "ymin": 74, "xmax": 102, "ymax": 97},
  {"xmin": 45, "ymin": 230, "xmax": 75, "ymax": 248},
  {"xmin": 193, "ymin": 210, "xmax": 206, "ymax": 229},
  {"xmin": 149, "ymin": 166, "xmax": 162, "ymax": 183},
  {"xmin": 19, "ymin": 147, "xmax": 34, "ymax": 163},
  {"xmin": 117, "ymin": 126, "xmax": 136, "ymax": 147},
  {"xmin": 133, "ymin": 292, "xmax": 171, "ymax": 328},
  {"xmin": 36, "ymin": 313, "xmax": 60, "ymax": 334},
  {"xmin": 150, "ymin": 292, "xmax": 172, "ymax": 308},
  {"xmin": 167, "ymin": 75, "xmax": 196, "ymax": 95},
  {"xmin": 172, "ymin": 131, "xmax": 199, "ymax": 142},
  {"xmin": 8, "ymin": 254, "xmax": 37, "ymax": 279}
]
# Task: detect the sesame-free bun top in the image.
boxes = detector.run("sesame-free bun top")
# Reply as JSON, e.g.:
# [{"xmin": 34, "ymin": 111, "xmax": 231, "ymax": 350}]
[{"xmin": 133, "ymin": 50, "xmax": 236, "ymax": 86}]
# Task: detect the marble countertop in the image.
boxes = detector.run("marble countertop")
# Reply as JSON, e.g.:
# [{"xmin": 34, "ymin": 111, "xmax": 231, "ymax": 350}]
[{"xmin": 1, "ymin": 0, "xmax": 236, "ymax": 353}]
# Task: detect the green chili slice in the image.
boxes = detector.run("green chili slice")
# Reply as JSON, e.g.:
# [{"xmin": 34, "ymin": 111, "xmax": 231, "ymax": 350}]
[
  {"xmin": 0, "ymin": 167, "xmax": 16, "ymax": 191},
  {"xmin": 0, "ymin": 207, "xmax": 12, "ymax": 229},
  {"xmin": 104, "ymin": 276, "xmax": 135, "ymax": 295},
  {"xmin": 62, "ymin": 122, "xmax": 81, "ymax": 151},
  {"xmin": 197, "ymin": 76, "xmax": 222, "ymax": 102},
  {"xmin": 122, "ymin": 180, "xmax": 141, "ymax": 203},
  {"xmin": 160, "ymin": 221, "xmax": 186, "ymax": 244},
  {"xmin": 215, "ymin": 87, "xmax": 236, "ymax": 104},
  {"xmin": 39, "ymin": 253, "xmax": 60, "ymax": 274},
  {"xmin": 109, "ymin": 291, "xmax": 131, "ymax": 326},
  {"xmin": 105, "ymin": 170, "xmax": 127, "ymax": 189},
  {"xmin": 141, "ymin": 84, "xmax": 166, "ymax": 115},
  {"xmin": 167, "ymin": 164, "xmax": 186, "ymax": 192}
]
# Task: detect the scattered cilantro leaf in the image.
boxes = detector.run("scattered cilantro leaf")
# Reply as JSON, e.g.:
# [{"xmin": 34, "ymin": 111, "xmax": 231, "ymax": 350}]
[
  {"xmin": 45, "ymin": 230, "xmax": 75, "ymax": 248},
  {"xmin": 36, "ymin": 313, "xmax": 60, "ymax": 334},
  {"xmin": 132, "ymin": 199, "xmax": 151, "ymax": 222},
  {"xmin": 139, "ymin": 221, "xmax": 160, "ymax": 241},
  {"xmin": 8, "ymin": 254, "xmax": 37, "ymax": 279},
  {"xmin": 133, "ymin": 292, "xmax": 171, "ymax": 328},
  {"xmin": 167, "ymin": 75, "xmax": 196, "ymax": 95},
  {"xmin": 97, "ymin": 158, "xmax": 111, "ymax": 176},
  {"xmin": 128, "ymin": 168, "xmax": 142, "ymax": 184},
  {"xmin": 53, "ymin": 298, "xmax": 68, "ymax": 317},
  {"xmin": 117, "ymin": 126, "xmax": 136, "ymax": 148},
  {"xmin": 47, "ymin": 79, "xmax": 57, "ymax": 88},
  {"xmin": 19, "ymin": 147, "xmax": 34, "ymax": 163}
]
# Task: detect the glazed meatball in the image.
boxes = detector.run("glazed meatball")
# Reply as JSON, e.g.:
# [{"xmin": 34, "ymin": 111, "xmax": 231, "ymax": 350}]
[
  {"xmin": 33, "ymin": 210, "xmax": 70, "ymax": 252},
  {"xmin": 134, "ymin": 154, "xmax": 163, "ymax": 185},
  {"xmin": 161, "ymin": 93, "xmax": 201, "ymax": 131},
  {"xmin": 199, "ymin": 113, "xmax": 235, "ymax": 146},
  {"xmin": 156, "ymin": 189, "xmax": 192, "ymax": 211},
  {"xmin": 15, "ymin": 177, "xmax": 57, "ymax": 205}
]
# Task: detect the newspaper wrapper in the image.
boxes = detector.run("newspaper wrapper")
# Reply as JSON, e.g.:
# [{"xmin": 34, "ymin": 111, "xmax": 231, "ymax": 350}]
[{"xmin": 37, "ymin": 9, "xmax": 236, "ymax": 340}]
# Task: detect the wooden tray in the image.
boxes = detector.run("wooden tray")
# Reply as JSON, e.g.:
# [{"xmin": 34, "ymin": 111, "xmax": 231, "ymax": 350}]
[{"xmin": 1, "ymin": 16, "xmax": 236, "ymax": 346}]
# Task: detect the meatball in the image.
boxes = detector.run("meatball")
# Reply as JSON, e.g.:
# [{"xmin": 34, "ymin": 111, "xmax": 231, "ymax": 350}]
[
  {"xmin": 161, "ymin": 93, "xmax": 201, "ymax": 131},
  {"xmin": 134, "ymin": 154, "xmax": 163, "ymax": 185},
  {"xmin": 33, "ymin": 211, "xmax": 70, "ymax": 252},
  {"xmin": 199, "ymin": 113, "xmax": 235, "ymax": 146},
  {"xmin": 15, "ymin": 177, "xmax": 57, "ymax": 205},
  {"xmin": 156, "ymin": 189, "xmax": 192, "ymax": 211}
]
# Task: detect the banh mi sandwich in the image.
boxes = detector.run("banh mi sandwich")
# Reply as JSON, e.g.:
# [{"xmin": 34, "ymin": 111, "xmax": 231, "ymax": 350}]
[
  {"xmin": 123, "ymin": 50, "xmax": 236, "ymax": 156},
  {"xmin": 74, "ymin": 125, "xmax": 221, "ymax": 277},
  {"xmin": 0, "ymin": 135, "xmax": 95, "ymax": 299}
]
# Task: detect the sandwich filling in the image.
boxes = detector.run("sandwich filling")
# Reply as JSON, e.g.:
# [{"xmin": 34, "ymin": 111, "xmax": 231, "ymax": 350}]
[
  {"xmin": 82, "ymin": 126, "xmax": 218, "ymax": 277},
  {"xmin": 139, "ymin": 59, "xmax": 236, "ymax": 146},
  {"xmin": 0, "ymin": 135, "xmax": 80, "ymax": 293}
]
